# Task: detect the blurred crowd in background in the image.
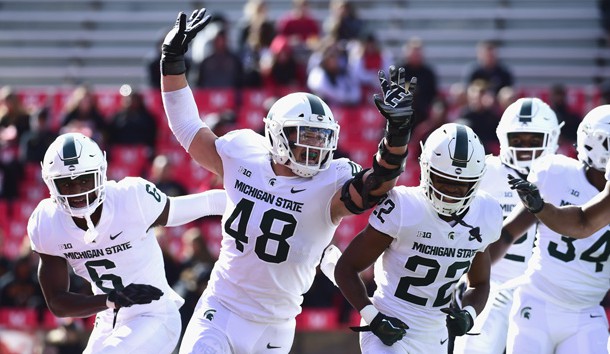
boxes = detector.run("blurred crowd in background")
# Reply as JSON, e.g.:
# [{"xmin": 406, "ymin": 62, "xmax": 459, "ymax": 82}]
[{"xmin": 2, "ymin": 0, "xmax": 610, "ymax": 352}]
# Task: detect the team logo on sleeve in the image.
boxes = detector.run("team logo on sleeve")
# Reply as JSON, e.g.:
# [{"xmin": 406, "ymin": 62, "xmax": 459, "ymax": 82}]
[
  {"xmin": 520, "ymin": 306, "xmax": 532, "ymax": 319},
  {"xmin": 204, "ymin": 309, "xmax": 216, "ymax": 321}
]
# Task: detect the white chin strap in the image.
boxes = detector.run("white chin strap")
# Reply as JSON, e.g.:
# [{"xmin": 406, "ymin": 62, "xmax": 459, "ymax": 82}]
[{"xmin": 83, "ymin": 213, "xmax": 99, "ymax": 244}]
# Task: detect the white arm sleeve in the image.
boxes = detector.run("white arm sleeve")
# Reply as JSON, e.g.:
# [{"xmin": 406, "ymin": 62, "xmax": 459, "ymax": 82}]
[
  {"xmin": 319, "ymin": 244, "xmax": 342, "ymax": 287},
  {"xmin": 166, "ymin": 189, "xmax": 227, "ymax": 227},
  {"xmin": 162, "ymin": 86, "xmax": 207, "ymax": 151}
]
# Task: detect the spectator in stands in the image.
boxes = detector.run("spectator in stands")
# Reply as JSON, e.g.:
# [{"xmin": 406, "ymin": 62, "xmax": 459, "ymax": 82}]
[
  {"xmin": 59, "ymin": 85, "xmax": 108, "ymax": 146},
  {"xmin": 0, "ymin": 86, "xmax": 27, "ymax": 200},
  {"xmin": 0, "ymin": 255, "xmax": 44, "ymax": 309},
  {"xmin": 0, "ymin": 86, "xmax": 31, "ymax": 145},
  {"xmin": 456, "ymin": 79, "xmax": 501, "ymax": 154},
  {"xmin": 348, "ymin": 33, "xmax": 394, "ymax": 95},
  {"xmin": 548, "ymin": 83, "xmax": 581, "ymax": 155},
  {"xmin": 237, "ymin": 0, "xmax": 276, "ymax": 88},
  {"xmin": 323, "ymin": 0, "xmax": 364, "ymax": 43},
  {"xmin": 173, "ymin": 227, "xmax": 217, "ymax": 342},
  {"xmin": 446, "ymin": 82, "xmax": 469, "ymax": 122},
  {"xmin": 107, "ymin": 88, "xmax": 158, "ymax": 152},
  {"xmin": 238, "ymin": 0, "xmax": 275, "ymax": 54},
  {"xmin": 260, "ymin": 35, "xmax": 307, "ymax": 90},
  {"xmin": 19, "ymin": 107, "xmax": 58, "ymax": 164},
  {"xmin": 276, "ymin": 0, "xmax": 321, "ymax": 63},
  {"xmin": 307, "ymin": 41, "xmax": 361, "ymax": 106},
  {"xmin": 495, "ymin": 85, "xmax": 517, "ymax": 115},
  {"xmin": 148, "ymin": 154, "xmax": 188, "ymax": 197},
  {"xmin": 397, "ymin": 36, "xmax": 439, "ymax": 125},
  {"xmin": 463, "ymin": 40, "xmax": 514, "ymax": 95},
  {"xmin": 189, "ymin": 13, "xmax": 229, "ymax": 74},
  {"xmin": 194, "ymin": 24, "xmax": 244, "ymax": 89}
]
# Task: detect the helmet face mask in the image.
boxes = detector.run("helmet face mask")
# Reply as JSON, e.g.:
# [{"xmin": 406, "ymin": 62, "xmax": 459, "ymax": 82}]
[
  {"xmin": 264, "ymin": 93, "xmax": 339, "ymax": 177},
  {"xmin": 497, "ymin": 97, "xmax": 561, "ymax": 174},
  {"xmin": 42, "ymin": 133, "xmax": 107, "ymax": 218},
  {"xmin": 419, "ymin": 123, "xmax": 486, "ymax": 216},
  {"xmin": 577, "ymin": 105, "xmax": 610, "ymax": 172}
]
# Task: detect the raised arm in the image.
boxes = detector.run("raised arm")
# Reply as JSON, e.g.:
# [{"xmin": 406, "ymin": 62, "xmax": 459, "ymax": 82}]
[
  {"xmin": 508, "ymin": 174, "xmax": 610, "ymax": 239},
  {"xmin": 160, "ymin": 9, "xmax": 223, "ymax": 176},
  {"xmin": 331, "ymin": 66, "xmax": 417, "ymax": 222}
]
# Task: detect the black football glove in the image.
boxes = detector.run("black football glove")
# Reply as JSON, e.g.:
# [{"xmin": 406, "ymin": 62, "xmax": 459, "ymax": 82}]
[
  {"xmin": 441, "ymin": 307, "xmax": 474, "ymax": 337},
  {"xmin": 107, "ymin": 284, "xmax": 164, "ymax": 309},
  {"xmin": 373, "ymin": 65, "xmax": 417, "ymax": 147},
  {"xmin": 507, "ymin": 174, "xmax": 545, "ymax": 213},
  {"xmin": 161, "ymin": 8, "xmax": 211, "ymax": 76},
  {"xmin": 351, "ymin": 312, "xmax": 409, "ymax": 346}
]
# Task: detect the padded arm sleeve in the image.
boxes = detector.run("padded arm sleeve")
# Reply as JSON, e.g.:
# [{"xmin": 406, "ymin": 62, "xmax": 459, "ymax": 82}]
[
  {"xmin": 162, "ymin": 86, "xmax": 207, "ymax": 151},
  {"xmin": 166, "ymin": 189, "xmax": 227, "ymax": 227}
]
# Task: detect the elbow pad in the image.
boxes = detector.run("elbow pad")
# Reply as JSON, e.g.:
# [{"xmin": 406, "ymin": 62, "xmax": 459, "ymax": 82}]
[
  {"xmin": 340, "ymin": 169, "xmax": 385, "ymax": 214},
  {"xmin": 166, "ymin": 189, "xmax": 227, "ymax": 227}
]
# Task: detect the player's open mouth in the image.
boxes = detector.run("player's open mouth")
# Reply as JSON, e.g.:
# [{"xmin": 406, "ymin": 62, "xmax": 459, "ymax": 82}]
[{"xmin": 69, "ymin": 197, "xmax": 87, "ymax": 207}]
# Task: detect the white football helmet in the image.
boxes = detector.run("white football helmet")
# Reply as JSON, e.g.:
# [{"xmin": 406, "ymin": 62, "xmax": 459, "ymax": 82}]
[
  {"xmin": 264, "ymin": 92, "xmax": 340, "ymax": 177},
  {"xmin": 576, "ymin": 104, "xmax": 610, "ymax": 172},
  {"xmin": 42, "ymin": 133, "xmax": 107, "ymax": 218},
  {"xmin": 496, "ymin": 97, "xmax": 562, "ymax": 174},
  {"xmin": 420, "ymin": 123, "xmax": 486, "ymax": 216}
]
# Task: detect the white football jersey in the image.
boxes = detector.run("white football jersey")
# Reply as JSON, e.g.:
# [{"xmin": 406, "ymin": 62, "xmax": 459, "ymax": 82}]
[
  {"xmin": 525, "ymin": 154, "xmax": 610, "ymax": 309},
  {"xmin": 479, "ymin": 156, "xmax": 537, "ymax": 284},
  {"xmin": 368, "ymin": 186, "xmax": 502, "ymax": 330},
  {"xmin": 209, "ymin": 129, "xmax": 359, "ymax": 323},
  {"xmin": 28, "ymin": 177, "xmax": 184, "ymax": 316}
]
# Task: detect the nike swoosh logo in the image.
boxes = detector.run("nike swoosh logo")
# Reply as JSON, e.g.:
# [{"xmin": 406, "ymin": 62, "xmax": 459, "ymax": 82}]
[
  {"xmin": 290, "ymin": 187, "xmax": 306, "ymax": 193},
  {"xmin": 590, "ymin": 314, "xmax": 603, "ymax": 318},
  {"xmin": 266, "ymin": 343, "xmax": 281, "ymax": 349},
  {"xmin": 109, "ymin": 231, "xmax": 123, "ymax": 240},
  {"xmin": 440, "ymin": 338, "xmax": 448, "ymax": 345}
]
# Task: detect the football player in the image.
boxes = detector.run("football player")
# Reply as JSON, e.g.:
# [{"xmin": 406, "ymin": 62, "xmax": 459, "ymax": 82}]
[
  {"xmin": 335, "ymin": 123, "xmax": 503, "ymax": 353},
  {"xmin": 28, "ymin": 133, "xmax": 226, "ymax": 354},
  {"xmin": 454, "ymin": 97, "xmax": 562, "ymax": 354},
  {"xmin": 159, "ymin": 8, "xmax": 417, "ymax": 354},
  {"xmin": 490, "ymin": 105, "xmax": 610, "ymax": 353}
]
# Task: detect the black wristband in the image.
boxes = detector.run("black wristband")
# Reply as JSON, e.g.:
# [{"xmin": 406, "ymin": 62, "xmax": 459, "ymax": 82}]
[
  {"xmin": 385, "ymin": 128, "xmax": 412, "ymax": 147},
  {"xmin": 160, "ymin": 55, "xmax": 186, "ymax": 76},
  {"xmin": 530, "ymin": 201, "xmax": 545, "ymax": 214},
  {"xmin": 377, "ymin": 141, "xmax": 408, "ymax": 166}
]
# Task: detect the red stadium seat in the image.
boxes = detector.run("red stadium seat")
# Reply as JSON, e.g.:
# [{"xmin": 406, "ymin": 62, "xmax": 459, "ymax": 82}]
[
  {"xmin": 296, "ymin": 308, "xmax": 339, "ymax": 331},
  {"xmin": 107, "ymin": 145, "xmax": 152, "ymax": 179},
  {"xmin": 193, "ymin": 89, "xmax": 236, "ymax": 114},
  {"xmin": 0, "ymin": 308, "xmax": 38, "ymax": 330}
]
